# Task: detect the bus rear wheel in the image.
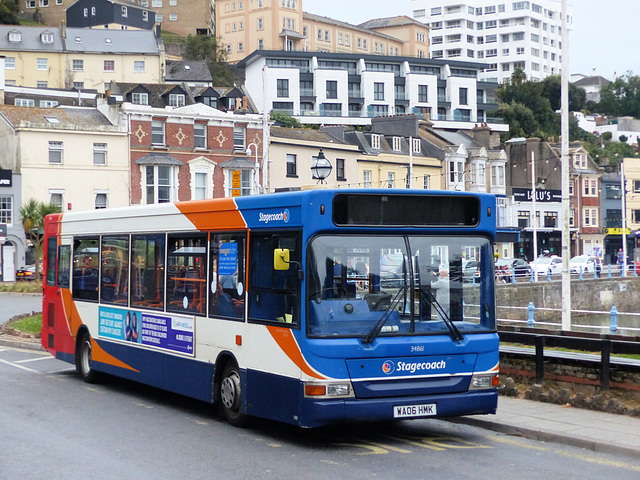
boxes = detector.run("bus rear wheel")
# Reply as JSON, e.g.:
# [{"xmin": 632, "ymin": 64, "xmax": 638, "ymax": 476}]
[
  {"xmin": 219, "ymin": 362, "xmax": 248, "ymax": 427},
  {"xmin": 76, "ymin": 333, "xmax": 99, "ymax": 384}
]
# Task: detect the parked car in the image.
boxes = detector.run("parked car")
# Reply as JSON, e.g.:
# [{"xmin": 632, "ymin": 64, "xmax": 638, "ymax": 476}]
[
  {"xmin": 495, "ymin": 258, "xmax": 531, "ymax": 279},
  {"xmin": 530, "ymin": 256, "xmax": 562, "ymax": 276},
  {"xmin": 462, "ymin": 259, "xmax": 480, "ymax": 283},
  {"xmin": 569, "ymin": 255, "xmax": 596, "ymax": 274},
  {"xmin": 16, "ymin": 264, "xmax": 36, "ymax": 281}
]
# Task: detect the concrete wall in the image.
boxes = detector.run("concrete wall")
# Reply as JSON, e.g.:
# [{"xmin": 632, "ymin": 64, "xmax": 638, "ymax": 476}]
[{"xmin": 496, "ymin": 277, "xmax": 640, "ymax": 330}]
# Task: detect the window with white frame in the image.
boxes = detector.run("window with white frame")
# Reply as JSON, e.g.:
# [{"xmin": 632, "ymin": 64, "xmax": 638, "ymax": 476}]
[
  {"xmin": 151, "ymin": 120, "xmax": 165, "ymax": 145},
  {"xmin": 225, "ymin": 168, "xmax": 254, "ymax": 197},
  {"xmin": 170, "ymin": 14, "xmax": 177, "ymax": 21},
  {"xmin": 583, "ymin": 178, "xmax": 597, "ymax": 197},
  {"xmin": 423, "ymin": 175, "xmax": 429, "ymax": 189},
  {"xmin": 569, "ymin": 208, "xmax": 575, "ymax": 227},
  {"xmin": 168, "ymin": 93, "xmax": 185, "ymax": 107},
  {"xmin": 41, "ymin": 32, "xmax": 54, "ymax": 43},
  {"xmin": 194, "ymin": 172, "xmax": 207, "ymax": 200},
  {"xmin": 145, "ymin": 165, "xmax": 176, "ymax": 204},
  {"xmin": 233, "ymin": 126, "xmax": 246, "ymax": 150},
  {"xmin": 72, "ymin": 59, "xmax": 83, "ymax": 71},
  {"xmin": 363, "ymin": 170, "xmax": 371, "ymax": 188},
  {"xmin": 474, "ymin": 162, "xmax": 485, "ymax": 185},
  {"xmin": 49, "ymin": 141, "xmax": 63, "ymax": 164},
  {"xmin": 371, "ymin": 134, "xmax": 380, "ymax": 150},
  {"xmin": 0, "ymin": 195, "xmax": 13, "ymax": 225},
  {"xmin": 286, "ymin": 154, "xmax": 296, "ymax": 176},
  {"xmin": 134, "ymin": 61, "xmax": 145, "ymax": 73},
  {"xmin": 491, "ymin": 165, "xmax": 505, "ymax": 186},
  {"xmin": 37, "ymin": 81, "xmax": 48, "ymax": 88},
  {"xmin": 49, "ymin": 191, "xmax": 64, "ymax": 209},
  {"xmin": 583, "ymin": 207, "xmax": 598, "ymax": 227},
  {"xmin": 194, "ymin": 123, "xmax": 207, "ymax": 148},
  {"xmin": 5, "ymin": 57, "xmax": 15, "ymax": 69},
  {"xmin": 104, "ymin": 60, "xmax": 115, "ymax": 71},
  {"xmin": 413, "ymin": 138, "xmax": 421, "ymax": 154},
  {"xmin": 387, "ymin": 172, "xmax": 395, "ymax": 188},
  {"xmin": 15, "ymin": 98, "xmax": 35, "ymax": 107},
  {"xmin": 143, "ymin": 11, "xmax": 148, "ymax": 21},
  {"xmin": 121, "ymin": 6, "xmax": 128, "ymax": 17},
  {"xmin": 392, "ymin": 137, "xmax": 401, "ymax": 151},
  {"xmin": 93, "ymin": 143, "xmax": 107, "ymax": 165},
  {"xmin": 449, "ymin": 159, "xmax": 464, "ymax": 185},
  {"xmin": 132, "ymin": 92, "xmax": 148, "ymax": 105},
  {"xmin": 95, "ymin": 192, "xmax": 108, "ymax": 209},
  {"xmin": 37, "ymin": 58, "xmax": 47, "ymax": 70}
]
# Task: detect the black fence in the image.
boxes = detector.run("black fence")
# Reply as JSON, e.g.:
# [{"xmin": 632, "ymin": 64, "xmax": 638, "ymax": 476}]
[{"xmin": 498, "ymin": 328, "xmax": 640, "ymax": 389}]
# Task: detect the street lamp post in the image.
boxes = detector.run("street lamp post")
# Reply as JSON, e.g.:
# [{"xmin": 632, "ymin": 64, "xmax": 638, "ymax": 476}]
[
  {"xmin": 311, "ymin": 148, "xmax": 333, "ymax": 184},
  {"xmin": 246, "ymin": 143, "xmax": 260, "ymax": 194}
]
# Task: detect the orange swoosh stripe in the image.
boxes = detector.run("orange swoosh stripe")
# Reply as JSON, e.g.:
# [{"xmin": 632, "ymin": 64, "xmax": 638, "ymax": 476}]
[
  {"xmin": 266, "ymin": 326, "xmax": 326, "ymax": 380},
  {"xmin": 176, "ymin": 198, "xmax": 247, "ymax": 231},
  {"xmin": 61, "ymin": 290, "xmax": 137, "ymax": 372}
]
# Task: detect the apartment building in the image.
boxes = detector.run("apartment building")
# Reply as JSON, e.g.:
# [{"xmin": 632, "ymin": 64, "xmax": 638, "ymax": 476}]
[
  {"xmin": 411, "ymin": 0, "xmax": 571, "ymax": 83},
  {"xmin": 1, "ymin": 25, "xmax": 164, "ymax": 93},
  {"xmin": 240, "ymin": 50, "xmax": 506, "ymax": 130},
  {"xmin": 216, "ymin": 0, "xmax": 429, "ymax": 63}
]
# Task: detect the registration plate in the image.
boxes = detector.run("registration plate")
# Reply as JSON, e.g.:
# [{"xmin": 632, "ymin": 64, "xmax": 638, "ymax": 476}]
[{"xmin": 393, "ymin": 403, "xmax": 437, "ymax": 418}]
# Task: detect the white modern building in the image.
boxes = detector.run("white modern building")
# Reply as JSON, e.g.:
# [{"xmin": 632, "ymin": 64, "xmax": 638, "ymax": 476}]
[
  {"xmin": 411, "ymin": 0, "xmax": 572, "ymax": 83},
  {"xmin": 240, "ymin": 50, "xmax": 508, "ymax": 132}
]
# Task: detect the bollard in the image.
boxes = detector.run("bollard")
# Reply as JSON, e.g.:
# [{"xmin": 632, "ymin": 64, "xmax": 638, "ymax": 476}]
[
  {"xmin": 610, "ymin": 306, "xmax": 618, "ymax": 334},
  {"xmin": 530, "ymin": 268, "xmax": 534, "ymax": 283},
  {"xmin": 593, "ymin": 266, "xmax": 598, "ymax": 279},
  {"xmin": 547, "ymin": 268, "xmax": 551, "ymax": 282},
  {"xmin": 579, "ymin": 266, "xmax": 583, "ymax": 280},
  {"xmin": 621, "ymin": 264, "xmax": 626, "ymax": 278},
  {"xmin": 527, "ymin": 302, "xmax": 535, "ymax": 326},
  {"xmin": 511, "ymin": 267, "xmax": 516, "ymax": 284},
  {"xmin": 608, "ymin": 264, "xmax": 612, "ymax": 278}
]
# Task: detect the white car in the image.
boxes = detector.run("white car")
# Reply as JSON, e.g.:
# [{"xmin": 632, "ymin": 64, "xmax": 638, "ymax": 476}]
[
  {"xmin": 530, "ymin": 256, "xmax": 562, "ymax": 276},
  {"xmin": 569, "ymin": 255, "xmax": 596, "ymax": 274}
]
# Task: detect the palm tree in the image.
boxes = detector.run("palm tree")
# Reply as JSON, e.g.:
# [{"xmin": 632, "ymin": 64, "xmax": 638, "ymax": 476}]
[{"xmin": 19, "ymin": 199, "xmax": 62, "ymax": 278}]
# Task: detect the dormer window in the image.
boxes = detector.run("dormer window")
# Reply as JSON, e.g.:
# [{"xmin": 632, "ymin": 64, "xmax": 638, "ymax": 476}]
[
  {"xmin": 41, "ymin": 31, "xmax": 54, "ymax": 44},
  {"xmin": 8, "ymin": 30, "xmax": 21, "ymax": 43},
  {"xmin": 122, "ymin": 6, "xmax": 128, "ymax": 17},
  {"xmin": 169, "ymin": 94, "xmax": 185, "ymax": 107}
]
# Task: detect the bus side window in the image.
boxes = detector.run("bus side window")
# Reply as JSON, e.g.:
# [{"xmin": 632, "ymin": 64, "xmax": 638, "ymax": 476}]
[
  {"xmin": 210, "ymin": 233, "xmax": 246, "ymax": 320},
  {"xmin": 46, "ymin": 237, "xmax": 57, "ymax": 287},
  {"xmin": 57, "ymin": 245, "xmax": 70, "ymax": 288},
  {"xmin": 249, "ymin": 233, "xmax": 300, "ymax": 325},
  {"xmin": 72, "ymin": 237, "xmax": 99, "ymax": 302},
  {"xmin": 131, "ymin": 234, "xmax": 165, "ymax": 310},
  {"xmin": 101, "ymin": 235, "xmax": 129, "ymax": 305}
]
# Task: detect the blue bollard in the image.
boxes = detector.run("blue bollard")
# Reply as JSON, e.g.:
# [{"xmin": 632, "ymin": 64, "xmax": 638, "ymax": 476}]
[
  {"xmin": 527, "ymin": 302, "xmax": 535, "ymax": 326},
  {"xmin": 608, "ymin": 265, "xmax": 612, "ymax": 278},
  {"xmin": 593, "ymin": 266, "xmax": 598, "ymax": 279},
  {"xmin": 579, "ymin": 266, "xmax": 583, "ymax": 280},
  {"xmin": 530, "ymin": 268, "xmax": 534, "ymax": 283},
  {"xmin": 610, "ymin": 306, "xmax": 618, "ymax": 334},
  {"xmin": 547, "ymin": 268, "xmax": 551, "ymax": 282},
  {"xmin": 511, "ymin": 267, "xmax": 516, "ymax": 284}
]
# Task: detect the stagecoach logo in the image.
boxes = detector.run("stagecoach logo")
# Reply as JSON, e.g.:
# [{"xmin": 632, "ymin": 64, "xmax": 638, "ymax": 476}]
[
  {"xmin": 258, "ymin": 209, "xmax": 290, "ymax": 224},
  {"xmin": 382, "ymin": 360, "xmax": 395, "ymax": 375}
]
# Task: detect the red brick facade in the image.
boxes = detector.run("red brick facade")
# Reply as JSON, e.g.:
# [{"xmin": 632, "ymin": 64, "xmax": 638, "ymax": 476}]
[{"xmin": 128, "ymin": 114, "xmax": 264, "ymax": 204}]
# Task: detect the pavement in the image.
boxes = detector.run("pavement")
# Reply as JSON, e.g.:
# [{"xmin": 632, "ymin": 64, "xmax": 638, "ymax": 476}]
[{"xmin": 1, "ymin": 292, "xmax": 639, "ymax": 458}]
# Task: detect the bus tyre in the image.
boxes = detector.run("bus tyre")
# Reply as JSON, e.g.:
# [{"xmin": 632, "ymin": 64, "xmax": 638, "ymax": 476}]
[
  {"xmin": 77, "ymin": 333, "xmax": 99, "ymax": 384},
  {"xmin": 220, "ymin": 362, "xmax": 248, "ymax": 427}
]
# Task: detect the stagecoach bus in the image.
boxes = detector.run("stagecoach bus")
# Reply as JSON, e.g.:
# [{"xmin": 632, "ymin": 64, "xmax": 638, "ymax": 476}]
[{"xmin": 42, "ymin": 189, "xmax": 499, "ymax": 428}]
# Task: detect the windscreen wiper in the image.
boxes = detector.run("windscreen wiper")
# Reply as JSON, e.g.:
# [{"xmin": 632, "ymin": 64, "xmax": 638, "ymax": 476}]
[
  {"xmin": 419, "ymin": 286, "xmax": 464, "ymax": 343},
  {"xmin": 362, "ymin": 286, "xmax": 406, "ymax": 345}
]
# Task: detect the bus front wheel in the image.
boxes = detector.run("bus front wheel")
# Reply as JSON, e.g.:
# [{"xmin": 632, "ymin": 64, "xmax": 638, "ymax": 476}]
[
  {"xmin": 76, "ymin": 333, "xmax": 99, "ymax": 384},
  {"xmin": 219, "ymin": 362, "xmax": 248, "ymax": 427}
]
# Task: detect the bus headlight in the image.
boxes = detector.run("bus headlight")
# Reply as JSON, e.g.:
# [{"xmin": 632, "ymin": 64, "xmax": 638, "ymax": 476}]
[
  {"xmin": 469, "ymin": 373, "xmax": 499, "ymax": 390},
  {"xmin": 304, "ymin": 382, "xmax": 352, "ymax": 398}
]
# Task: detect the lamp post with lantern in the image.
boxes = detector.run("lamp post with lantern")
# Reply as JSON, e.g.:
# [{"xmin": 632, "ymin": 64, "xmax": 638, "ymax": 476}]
[{"xmin": 311, "ymin": 148, "xmax": 333, "ymax": 184}]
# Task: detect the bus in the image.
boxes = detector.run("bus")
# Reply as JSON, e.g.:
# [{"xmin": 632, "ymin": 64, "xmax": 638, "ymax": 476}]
[{"xmin": 42, "ymin": 189, "xmax": 499, "ymax": 428}]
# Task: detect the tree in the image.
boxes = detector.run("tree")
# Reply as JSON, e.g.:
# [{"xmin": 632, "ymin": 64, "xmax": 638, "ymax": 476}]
[
  {"xmin": 19, "ymin": 199, "xmax": 62, "ymax": 278},
  {"xmin": 0, "ymin": 0, "xmax": 19, "ymax": 24},
  {"xmin": 597, "ymin": 72, "xmax": 640, "ymax": 118},
  {"xmin": 183, "ymin": 34, "xmax": 235, "ymax": 86},
  {"xmin": 270, "ymin": 111, "xmax": 302, "ymax": 128}
]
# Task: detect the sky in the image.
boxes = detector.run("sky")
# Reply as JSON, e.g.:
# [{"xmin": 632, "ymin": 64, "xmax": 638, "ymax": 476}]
[{"xmin": 303, "ymin": 0, "xmax": 639, "ymax": 80}]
